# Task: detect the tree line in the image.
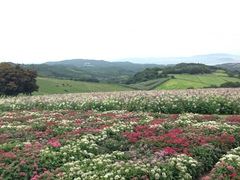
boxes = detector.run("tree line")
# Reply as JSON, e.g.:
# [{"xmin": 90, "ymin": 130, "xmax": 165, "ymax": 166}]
[
  {"xmin": 124, "ymin": 63, "xmax": 219, "ymax": 84},
  {"xmin": 0, "ymin": 62, "xmax": 39, "ymax": 96}
]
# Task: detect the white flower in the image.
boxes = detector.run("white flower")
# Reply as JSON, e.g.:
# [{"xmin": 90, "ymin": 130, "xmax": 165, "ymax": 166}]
[
  {"xmin": 162, "ymin": 172, "xmax": 167, "ymax": 178},
  {"xmin": 114, "ymin": 175, "xmax": 120, "ymax": 180},
  {"xmin": 155, "ymin": 173, "xmax": 160, "ymax": 179}
]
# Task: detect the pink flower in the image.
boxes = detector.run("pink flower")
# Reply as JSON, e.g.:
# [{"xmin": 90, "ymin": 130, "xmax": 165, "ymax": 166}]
[
  {"xmin": 20, "ymin": 160, "xmax": 26, "ymax": 165},
  {"xmin": 31, "ymin": 175, "xmax": 42, "ymax": 180},
  {"xmin": 211, "ymin": 174, "xmax": 216, "ymax": 178},
  {"xmin": 25, "ymin": 143, "xmax": 32, "ymax": 147},
  {"xmin": 203, "ymin": 176, "xmax": 210, "ymax": 180},
  {"xmin": 227, "ymin": 165, "xmax": 234, "ymax": 170},
  {"xmin": 58, "ymin": 172, "xmax": 63, "ymax": 177},
  {"xmin": 34, "ymin": 141, "xmax": 42, "ymax": 147},
  {"xmin": 47, "ymin": 140, "xmax": 61, "ymax": 147},
  {"xmin": 34, "ymin": 132, "xmax": 43, "ymax": 135},
  {"xmin": 20, "ymin": 172, "xmax": 27, "ymax": 176},
  {"xmin": 52, "ymin": 141, "xmax": 61, "ymax": 147}
]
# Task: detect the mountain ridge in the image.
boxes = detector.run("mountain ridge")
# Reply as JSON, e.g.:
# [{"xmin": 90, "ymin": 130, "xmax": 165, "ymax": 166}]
[{"xmin": 111, "ymin": 53, "xmax": 240, "ymax": 65}]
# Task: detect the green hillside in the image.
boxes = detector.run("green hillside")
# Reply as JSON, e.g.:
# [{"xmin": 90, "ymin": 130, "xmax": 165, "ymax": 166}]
[
  {"xmin": 33, "ymin": 77, "xmax": 133, "ymax": 95},
  {"xmin": 33, "ymin": 70, "xmax": 240, "ymax": 94},
  {"xmin": 154, "ymin": 73, "xmax": 240, "ymax": 90}
]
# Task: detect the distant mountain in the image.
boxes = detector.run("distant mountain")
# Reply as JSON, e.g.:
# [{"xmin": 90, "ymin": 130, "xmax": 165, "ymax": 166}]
[
  {"xmin": 44, "ymin": 59, "xmax": 167, "ymax": 71},
  {"xmin": 113, "ymin": 53, "xmax": 240, "ymax": 65},
  {"xmin": 19, "ymin": 54, "xmax": 240, "ymax": 84},
  {"xmin": 22, "ymin": 60, "xmax": 168, "ymax": 83},
  {"xmin": 215, "ymin": 63, "xmax": 240, "ymax": 72}
]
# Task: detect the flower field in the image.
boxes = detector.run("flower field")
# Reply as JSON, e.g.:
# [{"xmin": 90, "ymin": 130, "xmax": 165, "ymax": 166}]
[
  {"xmin": 0, "ymin": 88, "xmax": 240, "ymax": 179},
  {"xmin": 0, "ymin": 88, "xmax": 240, "ymax": 114}
]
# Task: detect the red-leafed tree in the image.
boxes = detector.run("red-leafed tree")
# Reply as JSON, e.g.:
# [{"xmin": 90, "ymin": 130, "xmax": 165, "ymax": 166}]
[{"xmin": 0, "ymin": 62, "xmax": 39, "ymax": 96}]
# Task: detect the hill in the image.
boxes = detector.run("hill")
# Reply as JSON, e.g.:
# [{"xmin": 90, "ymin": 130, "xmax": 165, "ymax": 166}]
[
  {"xmin": 125, "ymin": 63, "xmax": 220, "ymax": 84},
  {"xmin": 33, "ymin": 77, "xmax": 133, "ymax": 95},
  {"xmin": 20, "ymin": 54, "xmax": 240, "ymax": 84},
  {"xmin": 123, "ymin": 63, "xmax": 240, "ymax": 90},
  {"xmin": 22, "ymin": 62, "xmax": 239, "ymax": 93},
  {"xmin": 154, "ymin": 73, "xmax": 240, "ymax": 90},
  {"xmin": 215, "ymin": 63, "xmax": 240, "ymax": 72},
  {"xmin": 22, "ymin": 60, "xmax": 167, "ymax": 83},
  {"xmin": 44, "ymin": 59, "xmax": 167, "ymax": 70}
]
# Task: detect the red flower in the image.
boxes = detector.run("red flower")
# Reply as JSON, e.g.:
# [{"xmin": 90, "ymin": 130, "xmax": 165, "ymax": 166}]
[
  {"xmin": 163, "ymin": 146, "xmax": 176, "ymax": 154},
  {"xmin": 231, "ymin": 172, "xmax": 237, "ymax": 178},
  {"xmin": 47, "ymin": 139, "xmax": 61, "ymax": 147},
  {"xmin": 45, "ymin": 129, "xmax": 53, "ymax": 133}
]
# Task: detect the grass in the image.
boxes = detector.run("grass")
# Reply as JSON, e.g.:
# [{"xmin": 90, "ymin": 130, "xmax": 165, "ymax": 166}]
[
  {"xmin": 122, "ymin": 78, "xmax": 170, "ymax": 90},
  {"xmin": 154, "ymin": 79, "xmax": 206, "ymax": 90},
  {"xmin": 33, "ymin": 70, "xmax": 240, "ymax": 94},
  {"xmin": 213, "ymin": 70, "xmax": 229, "ymax": 77},
  {"xmin": 33, "ymin": 77, "xmax": 132, "ymax": 95},
  {"xmin": 155, "ymin": 73, "xmax": 240, "ymax": 90}
]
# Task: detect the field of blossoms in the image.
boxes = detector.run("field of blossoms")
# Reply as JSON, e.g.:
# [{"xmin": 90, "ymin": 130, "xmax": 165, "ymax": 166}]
[{"xmin": 0, "ymin": 88, "xmax": 240, "ymax": 179}]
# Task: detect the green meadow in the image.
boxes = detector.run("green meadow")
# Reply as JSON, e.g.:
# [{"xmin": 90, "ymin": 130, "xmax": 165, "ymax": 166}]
[
  {"xmin": 33, "ymin": 77, "xmax": 132, "ymax": 95},
  {"xmin": 34, "ymin": 71, "xmax": 240, "ymax": 94},
  {"xmin": 155, "ymin": 73, "xmax": 240, "ymax": 90}
]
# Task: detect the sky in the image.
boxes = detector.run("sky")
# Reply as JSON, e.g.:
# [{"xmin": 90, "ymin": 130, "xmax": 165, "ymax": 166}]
[{"xmin": 0, "ymin": 0, "xmax": 240, "ymax": 64}]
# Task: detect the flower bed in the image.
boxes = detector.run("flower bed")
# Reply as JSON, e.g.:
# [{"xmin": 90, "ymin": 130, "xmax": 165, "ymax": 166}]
[
  {"xmin": 0, "ymin": 88, "xmax": 239, "ymax": 114},
  {"xmin": 0, "ymin": 109, "xmax": 240, "ymax": 179}
]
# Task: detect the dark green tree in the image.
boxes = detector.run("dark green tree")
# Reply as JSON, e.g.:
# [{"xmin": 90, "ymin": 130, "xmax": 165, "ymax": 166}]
[{"xmin": 0, "ymin": 62, "xmax": 39, "ymax": 96}]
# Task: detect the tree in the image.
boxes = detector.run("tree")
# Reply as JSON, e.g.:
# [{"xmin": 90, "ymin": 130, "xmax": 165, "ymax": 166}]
[{"xmin": 0, "ymin": 62, "xmax": 39, "ymax": 96}]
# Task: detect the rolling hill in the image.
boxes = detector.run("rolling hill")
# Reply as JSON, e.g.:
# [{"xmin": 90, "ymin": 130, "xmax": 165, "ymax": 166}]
[
  {"xmin": 33, "ymin": 77, "xmax": 133, "ymax": 95},
  {"xmin": 154, "ymin": 73, "xmax": 240, "ymax": 90},
  {"xmin": 20, "ymin": 54, "xmax": 239, "ymax": 85},
  {"xmin": 22, "ymin": 60, "xmax": 167, "ymax": 83},
  {"xmin": 215, "ymin": 63, "xmax": 240, "ymax": 71},
  {"xmin": 33, "ymin": 70, "xmax": 240, "ymax": 94}
]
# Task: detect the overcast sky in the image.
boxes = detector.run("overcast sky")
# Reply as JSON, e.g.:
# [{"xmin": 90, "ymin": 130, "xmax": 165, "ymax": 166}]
[{"xmin": 0, "ymin": 0, "xmax": 240, "ymax": 64}]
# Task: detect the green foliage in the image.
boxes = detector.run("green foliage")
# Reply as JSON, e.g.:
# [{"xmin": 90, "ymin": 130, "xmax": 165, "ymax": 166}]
[
  {"xmin": 123, "ymin": 78, "xmax": 170, "ymax": 90},
  {"xmin": 0, "ymin": 63, "xmax": 39, "ymax": 96},
  {"xmin": 162, "ymin": 63, "xmax": 216, "ymax": 74},
  {"xmin": 216, "ymin": 63, "xmax": 240, "ymax": 72},
  {"xmin": 220, "ymin": 82, "xmax": 240, "ymax": 88},
  {"xmin": 125, "ymin": 67, "xmax": 167, "ymax": 84},
  {"xmin": 125, "ymin": 63, "xmax": 222, "ymax": 86}
]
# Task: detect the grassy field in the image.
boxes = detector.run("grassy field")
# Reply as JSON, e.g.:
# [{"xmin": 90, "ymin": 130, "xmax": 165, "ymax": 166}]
[
  {"xmin": 155, "ymin": 73, "xmax": 240, "ymax": 90},
  {"xmin": 122, "ymin": 78, "xmax": 170, "ymax": 90},
  {"xmin": 33, "ymin": 77, "xmax": 132, "ymax": 95},
  {"xmin": 34, "ymin": 71, "xmax": 240, "ymax": 94},
  {"xmin": 212, "ymin": 69, "xmax": 229, "ymax": 77}
]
